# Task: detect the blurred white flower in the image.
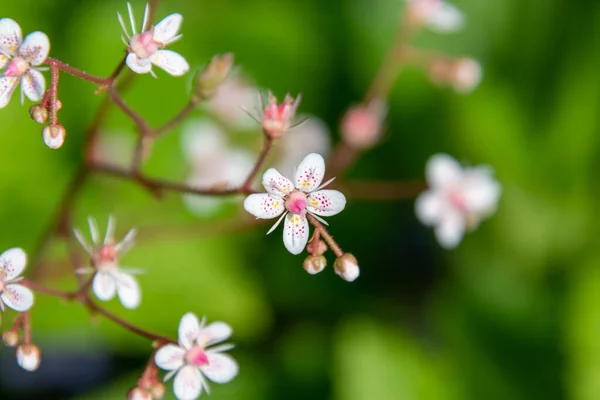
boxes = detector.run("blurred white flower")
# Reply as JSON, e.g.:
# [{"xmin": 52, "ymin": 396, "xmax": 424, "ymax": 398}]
[
  {"xmin": 0, "ymin": 18, "xmax": 49, "ymax": 108},
  {"xmin": 206, "ymin": 76, "xmax": 259, "ymax": 130},
  {"xmin": 74, "ymin": 216, "xmax": 142, "ymax": 309},
  {"xmin": 119, "ymin": 3, "xmax": 189, "ymax": 77},
  {"xmin": 244, "ymin": 153, "xmax": 346, "ymax": 255},
  {"xmin": 181, "ymin": 119, "xmax": 254, "ymax": 216},
  {"xmin": 90, "ymin": 130, "xmax": 136, "ymax": 169},
  {"xmin": 0, "ymin": 248, "xmax": 34, "ymax": 312},
  {"xmin": 155, "ymin": 313, "xmax": 238, "ymax": 400},
  {"xmin": 415, "ymin": 154, "xmax": 501, "ymax": 249},
  {"xmin": 428, "ymin": 57, "xmax": 483, "ymax": 93},
  {"xmin": 16, "ymin": 344, "xmax": 40, "ymax": 371},
  {"xmin": 405, "ymin": 0, "xmax": 464, "ymax": 33}
]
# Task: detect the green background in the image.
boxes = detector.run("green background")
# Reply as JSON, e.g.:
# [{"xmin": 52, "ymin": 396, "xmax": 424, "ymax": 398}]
[{"xmin": 1, "ymin": 0, "xmax": 599, "ymax": 399}]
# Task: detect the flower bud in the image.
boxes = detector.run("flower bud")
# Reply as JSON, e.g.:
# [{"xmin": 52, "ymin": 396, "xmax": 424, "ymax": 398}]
[
  {"xmin": 29, "ymin": 105, "xmax": 48, "ymax": 124},
  {"xmin": 16, "ymin": 344, "xmax": 41, "ymax": 371},
  {"xmin": 127, "ymin": 387, "xmax": 152, "ymax": 400},
  {"xmin": 333, "ymin": 253, "xmax": 360, "ymax": 282},
  {"xmin": 428, "ymin": 57, "xmax": 482, "ymax": 94},
  {"xmin": 3, "ymin": 330, "xmax": 19, "ymax": 347},
  {"xmin": 340, "ymin": 101, "xmax": 386, "ymax": 150},
  {"xmin": 307, "ymin": 239, "xmax": 327, "ymax": 256},
  {"xmin": 150, "ymin": 382, "xmax": 166, "ymax": 399},
  {"xmin": 42, "ymin": 124, "xmax": 66, "ymax": 149},
  {"xmin": 261, "ymin": 91, "xmax": 301, "ymax": 139},
  {"xmin": 195, "ymin": 53, "xmax": 235, "ymax": 98},
  {"xmin": 303, "ymin": 255, "xmax": 327, "ymax": 275}
]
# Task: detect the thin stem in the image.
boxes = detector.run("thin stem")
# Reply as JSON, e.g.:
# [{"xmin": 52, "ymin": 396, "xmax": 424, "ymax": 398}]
[
  {"xmin": 306, "ymin": 214, "xmax": 344, "ymax": 258},
  {"xmin": 152, "ymin": 96, "xmax": 202, "ymax": 138},
  {"xmin": 23, "ymin": 311, "xmax": 31, "ymax": 344},
  {"xmin": 22, "ymin": 279, "xmax": 73, "ymax": 299},
  {"xmin": 49, "ymin": 62, "xmax": 59, "ymax": 124},
  {"xmin": 241, "ymin": 138, "xmax": 273, "ymax": 191},
  {"xmin": 108, "ymin": 86, "xmax": 150, "ymax": 134},
  {"xmin": 45, "ymin": 58, "xmax": 111, "ymax": 86}
]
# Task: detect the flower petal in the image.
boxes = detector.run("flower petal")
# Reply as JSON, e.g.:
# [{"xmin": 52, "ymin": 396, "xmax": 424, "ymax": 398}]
[
  {"xmin": 155, "ymin": 344, "xmax": 185, "ymax": 371},
  {"xmin": 174, "ymin": 365, "xmax": 203, "ymax": 400},
  {"xmin": 179, "ymin": 312, "xmax": 202, "ymax": 349},
  {"xmin": 243, "ymin": 193, "xmax": 285, "ymax": 219},
  {"xmin": 201, "ymin": 352, "xmax": 239, "ymax": 384},
  {"xmin": 306, "ymin": 189, "xmax": 346, "ymax": 216},
  {"xmin": 126, "ymin": 52, "xmax": 152, "ymax": 74},
  {"xmin": 415, "ymin": 190, "xmax": 443, "ymax": 226},
  {"xmin": 283, "ymin": 213, "xmax": 309, "ymax": 255},
  {"xmin": 92, "ymin": 271, "xmax": 117, "ymax": 301},
  {"xmin": 0, "ymin": 247, "xmax": 27, "ymax": 281},
  {"xmin": 153, "ymin": 13, "xmax": 183, "ymax": 44},
  {"xmin": 150, "ymin": 49, "xmax": 189, "ymax": 76},
  {"xmin": 115, "ymin": 271, "xmax": 141, "ymax": 309},
  {"xmin": 462, "ymin": 167, "xmax": 501, "ymax": 216},
  {"xmin": 262, "ymin": 168, "xmax": 294, "ymax": 197},
  {"xmin": 426, "ymin": 153, "xmax": 463, "ymax": 189},
  {"xmin": 294, "ymin": 153, "xmax": 326, "ymax": 193},
  {"xmin": 435, "ymin": 210, "xmax": 465, "ymax": 249},
  {"xmin": 21, "ymin": 69, "xmax": 45, "ymax": 102},
  {"xmin": 18, "ymin": 31, "xmax": 50, "ymax": 66},
  {"xmin": 197, "ymin": 322, "xmax": 233, "ymax": 347},
  {"xmin": 427, "ymin": 2, "xmax": 464, "ymax": 33},
  {"xmin": 0, "ymin": 76, "xmax": 19, "ymax": 108},
  {"xmin": 1, "ymin": 284, "xmax": 34, "ymax": 312},
  {"xmin": 0, "ymin": 18, "xmax": 22, "ymax": 57},
  {"xmin": 0, "ymin": 54, "xmax": 8, "ymax": 69}
]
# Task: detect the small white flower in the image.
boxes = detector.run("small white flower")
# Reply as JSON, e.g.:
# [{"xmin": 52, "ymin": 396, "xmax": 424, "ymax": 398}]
[
  {"xmin": 119, "ymin": 3, "xmax": 189, "ymax": 77},
  {"xmin": 406, "ymin": 0, "xmax": 464, "ymax": 33},
  {"xmin": 244, "ymin": 153, "xmax": 346, "ymax": 255},
  {"xmin": 155, "ymin": 313, "xmax": 238, "ymax": 400},
  {"xmin": 415, "ymin": 154, "xmax": 501, "ymax": 249},
  {"xmin": 0, "ymin": 18, "xmax": 50, "ymax": 108},
  {"xmin": 74, "ymin": 216, "xmax": 142, "ymax": 309},
  {"xmin": 0, "ymin": 248, "xmax": 34, "ymax": 312}
]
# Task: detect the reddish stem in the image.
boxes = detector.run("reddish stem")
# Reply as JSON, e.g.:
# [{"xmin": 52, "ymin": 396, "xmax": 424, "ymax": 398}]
[
  {"xmin": 45, "ymin": 58, "xmax": 111, "ymax": 86},
  {"xmin": 306, "ymin": 214, "xmax": 344, "ymax": 258},
  {"xmin": 241, "ymin": 138, "xmax": 273, "ymax": 191}
]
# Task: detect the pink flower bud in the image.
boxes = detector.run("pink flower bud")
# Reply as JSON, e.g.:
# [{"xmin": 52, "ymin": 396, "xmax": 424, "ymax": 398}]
[
  {"xmin": 16, "ymin": 344, "xmax": 41, "ymax": 371},
  {"xmin": 127, "ymin": 387, "xmax": 152, "ymax": 400},
  {"xmin": 340, "ymin": 101, "xmax": 386, "ymax": 149},
  {"xmin": 428, "ymin": 57, "xmax": 482, "ymax": 93},
  {"xmin": 307, "ymin": 239, "xmax": 327, "ymax": 256},
  {"xmin": 333, "ymin": 253, "xmax": 360, "ymax": 282},
  {"xmin": 2, "ymin": 330, "xmax": 19, "ymax": 347},
  {"xmin": 29, "ymin": 105, "xmax": 48, "ymax": 124},
  {"xmin": 42, "ymin": 124, "xmax": 66, "ymax": 149},
  {"xmin": 303, "ymin": 255, "xmax": 327, "ymax": 275},
  {"xmin": 195, "ymin": 53, "xmax": 235, "ymax": 98},
  {"xmin": 261, "ymin": 91, "xmax": 301, "ymax": 139},
  {"xmin": 150, "ymin": 382, "xmax": 166, "ymax": 399}
]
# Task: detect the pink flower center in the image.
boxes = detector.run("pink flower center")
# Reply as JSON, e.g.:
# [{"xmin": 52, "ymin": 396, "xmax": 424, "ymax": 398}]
[
  {"xmin": 185, "ymin": 346, "xmax": 209, "ymax": 366},
  {"xmin": 130, "ymin": 31, "xmax": 161, "ymax": 59},
  {"xmin": 94, "ymin": 245, "xmax": 118, "ymax": 270},
  {"xmin": 448, "ymin": 189, "xmax": 468, "ymax": 212},
  {"xmin": 285, "ymin": 190, "xmax": 307, "ymax": 215},
  {"xmin": 4, "ymin": 57, "xmax": 30, "ymax": 77}
]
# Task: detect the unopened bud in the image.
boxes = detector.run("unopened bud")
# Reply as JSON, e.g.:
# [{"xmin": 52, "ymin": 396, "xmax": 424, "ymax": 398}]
[
  {"xmin": 333, "ymin": 253, "xmax": 360, "ymax": 282},
  {"xmin": 55, "ymin": 99, "xmax": 63, "ymax": 110},
  {"xmin": 16, "ymin": 344, "xmax": 41, "ymax": 371},
  {"xmin": 195, "ymin": 53, "xmax": 235, "ymax": 98},
  {"xmin": 29, "ymin": 105, "xmax": 48, "ymax": 124},
  {"xmin": 261, "ymin": 91, "xmax": 301, "ymax": 139},
  {"xmin": 428, "ymin": 57, "xmax": 482, "ymax": 94},
  {"xmin": 150, "ymin": 382, "xmax": 166, "ymax": 399},
  {"xmin": 303, "ymin": 255, "xmax": 327, "ymax": 275},
  {"xmin": 127, "ymin": 387, "xmax": 152, "ymax": 400},
  {"xmin": 340, "ymin": 101, "xmax": 386, "ymax": 149},
  {"xmin": 307, "ymin": 239, "xmax": 327, "ymax": 256},
  {"xmin": 2, "ymin": 330, "xmax": 19, "ymax": 347},
  {"xmin": 42, "ymin": 124, "xmax": 66, "ymax": 149}
]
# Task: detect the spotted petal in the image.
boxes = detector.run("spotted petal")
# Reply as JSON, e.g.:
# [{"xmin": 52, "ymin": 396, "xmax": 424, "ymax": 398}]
[
  {"xmin": 18, "ymin": 31, "xmax": 50, "ymax": 66},
  {"xmin": 426, "ymin": 153, "xmax": 463, "ymax": 189},
  {"xmin": 294, "ymin": 153, "xmax": 325, "ymax": 193},
  {"xmin": 115, "ymin": 271, "xmax": 141, "ymax": 309},
  {"xmin": 244, "ymin": 193, "xmax": 285, "ymax": 219},
  {"xmin": 126, "ymin": 53, "xmax": 152, "ymax": 74},
  {"xmin": 262, "ymin": 168, "xmax": 294, "ymax": 197},
  {"xmin": 179, "ymin": 312, "xmax": 202, "ymax": 349},
  {"xmin": 92, "ymin": 271, "xmax": 117, "ymax": 301},
  {"xmin": 197, "ymin": 322, "xmax": 233, "ymax": 347},
  {"xmin": 153, "ymin": 13, "xmax": 183, "ymax": 44},
  {"xmin": 1, "ymin": 283, "xmax": 34, "ymax": 312},
  {"xmin": 0, "ymin": 54, "xmax": 8, "ymax": 69},
  {"xmin": 0, "ymin": 76, "xmax": 19, "ymax": 108},
  {"xmin": 306, "ymin": 190, "xmax": 346, "ymax": 217},
  {"xmin": 155, "ymin": 344, "xmax": 185, "ymax": 371},
  {"xmin": 0, "ymin": 18, "xmax": 22, "ymax": 57},
  {"xmin": 150, "ymin": 49, "xmax": 189, "ymax": 76},
  {"xmin": 174, "ymin": 365, "xmax": 203, "ymax": 400},
  {"xmin": 0, "ymin": 247, "xmax": 27, "ymax": 281},
  {"xmin": 283, "ymin": 213, "xmax": 309, "ymax": 255},
  {"xmin": 201, "ymin": 352, "xmax": 239, "ymax": 384},
  {"xmin": 21, "ymin": 69, "xmax": 45, "ymax": 102}
]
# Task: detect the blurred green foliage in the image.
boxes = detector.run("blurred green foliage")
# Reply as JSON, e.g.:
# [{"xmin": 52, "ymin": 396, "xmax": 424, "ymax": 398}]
[{"xmin": 1, "ymin": 0, "xmax": 600, "ymax": 399}]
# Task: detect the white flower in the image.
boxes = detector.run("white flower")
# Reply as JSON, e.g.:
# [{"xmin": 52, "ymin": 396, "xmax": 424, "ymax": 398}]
[
  {"xmin": 0, "ymin": 18, "xmax": 49, "ymax": 108},
  {"xmin": 118, "ymin": 3, "xmax": 189, "ymax": 77},
  {"xmin": 181, "ymin": 119, "xmax": 254, "ymax": 216},
  {"xmin": 155, "ymin": 313, "xmax": 238, "ymax": 400},
  {"xmin": 74, "ymin": 216, "xmax": 142, "ymax": 309},
  {"xmin": 16, "ymin": 344, "xmax": 41, "ymax": 371},
  {"xmin": 406, "ymin": 0, "xmax": 464, "ymax": 33},
  {"xmin": 244, "ymin": 153, "xmax": 346, "ymax": 255},
  {"xmin": 0, "ymin": 248, "xmax": 34, "ymax": 312},
  {"xmin": 206, "ymin": 76, "xmax": 260, "ymax": 131},
  {"xmin": 415, "ymin": 154, "xmax": 501, "ymax": 249}
]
